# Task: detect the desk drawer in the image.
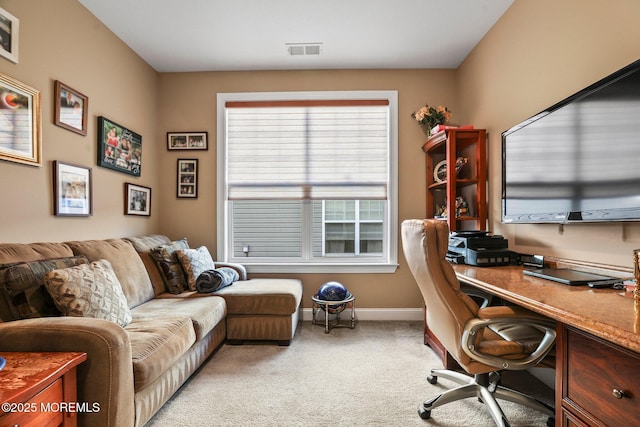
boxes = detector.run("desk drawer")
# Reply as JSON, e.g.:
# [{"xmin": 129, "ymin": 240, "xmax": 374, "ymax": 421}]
[{"xmin": 565, "ymin": 328, "xmax": 640, "ymax": 426}]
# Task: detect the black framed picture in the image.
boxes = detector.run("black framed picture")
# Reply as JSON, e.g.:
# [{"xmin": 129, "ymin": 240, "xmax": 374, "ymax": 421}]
[
  {"xmin": 97, "ymin": 116, "xmax": 142, "ymax": 176},
  {"xmin": 125, "ymin": 183, "xmax": 151, "ymax": 216},
  {"xmin": 167, "ymin": 132, "xmax": 208, "ymax": 150},
  {"xmin": 53, "ymin": 161, "xmax": 92, "ymax": 217},
  {"xmin": 177, "ymin": 158, "xmax": 198, "ymax": 198}
]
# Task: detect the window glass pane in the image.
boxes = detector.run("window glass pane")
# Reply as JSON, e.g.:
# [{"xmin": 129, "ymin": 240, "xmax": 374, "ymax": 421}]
[
  {"xmin": 360, "ymin": 223, "xmax": 383, "ymax": 254},
  {"xmin": 324, "ymin": 200, "xmax": 355, "ymax": 221},
  {"xmin": 325, "ymin": 223, "xmax": 355, "ymax": 254},
  {"xmin": 359, "ymin": 200, "xmax": 384, "ymax": 221},
  {"xmin": 232, "ymin": 200, "xmax": 302, "ymax": 257}
]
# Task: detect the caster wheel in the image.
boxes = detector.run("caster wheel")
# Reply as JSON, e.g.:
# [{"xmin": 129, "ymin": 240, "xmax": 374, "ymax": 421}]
[
  {"xmin": 418, "ymin": 406, "xmax": 431, "ymax": 420},
  {"xmin": 427, "ymin": 375, "xmax": 438, "ymax": 384}
]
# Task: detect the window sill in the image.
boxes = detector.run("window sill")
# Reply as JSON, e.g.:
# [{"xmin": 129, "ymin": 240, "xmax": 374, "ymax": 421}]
[{"xmin": 240, "ymin": 262, "xmax": 399, "ymax": 274}]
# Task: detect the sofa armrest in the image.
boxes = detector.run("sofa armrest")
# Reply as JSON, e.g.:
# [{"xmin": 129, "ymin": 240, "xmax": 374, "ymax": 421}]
[
  {"xmin": 215, "ymin": 261, "xmax": 247, "ymax": 281},
  {"xmin": 0, "ymin": 317, "xmax": 135, "ymax": 427}
]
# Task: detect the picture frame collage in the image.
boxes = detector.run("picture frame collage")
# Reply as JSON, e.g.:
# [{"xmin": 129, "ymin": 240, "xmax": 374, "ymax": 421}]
[
  {"xmin": 168, "ymin": 132, "xmax": 207, "ymax": 199},
  {"xmin": 0, "ymin": 6, "xmax": 208, "ymax": 218}
]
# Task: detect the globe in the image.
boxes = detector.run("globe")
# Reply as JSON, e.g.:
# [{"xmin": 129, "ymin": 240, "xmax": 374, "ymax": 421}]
[{"xmin": 317, "ymin": 281, "xmax": 351, "ymax": 314}]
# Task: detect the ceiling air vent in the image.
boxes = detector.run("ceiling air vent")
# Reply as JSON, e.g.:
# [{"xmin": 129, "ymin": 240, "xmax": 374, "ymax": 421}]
[{"xmin": 286, "ymin": 43, "xmax": 322, "ymax": 56}]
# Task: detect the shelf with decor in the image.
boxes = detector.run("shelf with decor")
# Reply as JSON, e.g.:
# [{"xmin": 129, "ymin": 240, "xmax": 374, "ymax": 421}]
[{"xmin": 422, "ymin": 128, "xmax": 487, "ymax": 232}]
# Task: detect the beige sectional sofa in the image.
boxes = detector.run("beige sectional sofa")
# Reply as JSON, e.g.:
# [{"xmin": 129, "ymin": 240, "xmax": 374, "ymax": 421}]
[{"xmin": 0, "ymin": 235, "xmax": 303, "ymax": 427}]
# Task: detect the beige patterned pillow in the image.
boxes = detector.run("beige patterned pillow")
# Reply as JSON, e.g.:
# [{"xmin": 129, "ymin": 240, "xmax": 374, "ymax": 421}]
[
  {"xmin": 176, "ymin": 246, "xmax": 216, "ymax": 291},
  {"xmin": 44, "ymin": 259, "xmax": 132, "ymax": 327}
]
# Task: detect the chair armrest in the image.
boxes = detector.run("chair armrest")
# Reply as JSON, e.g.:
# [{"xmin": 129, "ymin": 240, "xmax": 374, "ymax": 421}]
[
  {"xmin": 0, "ymin": 317, "xmax": 135, "ymax": 427},
  {"xmin": 461, "ymin": 307, "xmax": 556, "ymax": 371},
  {"xmin": 215, "ymin": 261, "xmax": 247, "ymax": 280}
]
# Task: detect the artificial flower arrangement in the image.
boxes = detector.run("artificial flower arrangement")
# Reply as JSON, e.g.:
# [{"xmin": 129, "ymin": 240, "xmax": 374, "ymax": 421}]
[{"xmin": 411, "ymin": 104, "xmax": 452, "ymax": 132}]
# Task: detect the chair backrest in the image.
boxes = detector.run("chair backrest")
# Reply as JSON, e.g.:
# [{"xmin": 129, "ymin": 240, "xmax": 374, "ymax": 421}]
[{"xmin": 401, "ymin": 219, "xmax": 480, "ymax": 369}]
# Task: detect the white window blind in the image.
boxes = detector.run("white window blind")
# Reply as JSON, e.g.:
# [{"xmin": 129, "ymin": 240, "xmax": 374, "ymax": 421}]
[{"xmin": 225, "ymin": 100, "xmax": 389, "ymax": 200}]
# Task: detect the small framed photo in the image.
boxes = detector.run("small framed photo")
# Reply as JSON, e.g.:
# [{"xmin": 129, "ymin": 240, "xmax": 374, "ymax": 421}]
[
  {"xmin": 125, "ymin": 183, "xmax": 151, "ymax": 216},
  {"xmin": 177, "ymin": 158, "xmax": 198, "ymax": 198},
  {"xmin": 0, "ymin": 73, "xmax": 41, "ymax": 166},
  {"xmin": 53, "ymin": 161, "xmax": 92, "ymax": 217},
  {"xmin": 98, "ymin": 116, "xmax": 142, "ymax": 176},
  {"xmin": 0, "ymin": 7, "xmax": 19, "ymax": 64},
  {"xmin": 54, "ymin": 80, "xmax": 88, "ymax": 136},
  {"xmin": 167, "ymin": 132, "xmax": 208, "ymax": 151}
]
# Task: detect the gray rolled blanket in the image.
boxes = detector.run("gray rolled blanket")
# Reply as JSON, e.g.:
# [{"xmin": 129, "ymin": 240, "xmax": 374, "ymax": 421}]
[{"xmin": 196, "ymin": 267, "xmax": 239, "ymax": 293}]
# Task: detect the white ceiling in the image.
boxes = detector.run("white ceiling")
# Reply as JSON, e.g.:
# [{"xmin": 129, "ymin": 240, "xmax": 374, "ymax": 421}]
[{"xmin": 78, "ymin": 0, "xmax": 514, "ymax": 73}]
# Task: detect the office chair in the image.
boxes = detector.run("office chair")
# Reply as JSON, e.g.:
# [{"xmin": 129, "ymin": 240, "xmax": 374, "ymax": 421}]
[{"xmin": 401, "ymin": 219, "xmax": 556, "ymax": 427}]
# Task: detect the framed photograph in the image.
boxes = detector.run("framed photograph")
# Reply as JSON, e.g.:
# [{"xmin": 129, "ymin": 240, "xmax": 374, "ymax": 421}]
[
  {"xmin": 54, "ymin": 80, "xmax": 88, "ymax": 136},
  {"xmin": 53, "ymin": 161, "xmax": 92, "ymax": 216},
  {"xmin": 177, "ymin": 158, "xmax": 198, "ymax": 198},
  {"xmin": 98, "ymin": 116, "xmax": 142, "ymax": 176},
  {"xmin": 125, "ymin": 183, "xmax": 151, "ymax": 216},
  {"xmin": 167, "ymin": 132, "xmax": 208, "ymax": 151},
  {"xmin": 0, "ymin": 7, "xmax": 18, "ymax": 64},
  {"xmin": 0, "ymin": 73, "xmax": 41, "ymax": 166}
]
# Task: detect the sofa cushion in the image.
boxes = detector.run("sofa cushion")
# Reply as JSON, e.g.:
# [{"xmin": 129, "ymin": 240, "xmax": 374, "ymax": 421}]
[
  {"xmin": 0, "ymin": 242, "xmax": 74, "ymax": 263},
  {"xmin": 125, "ymin": 234, "xmax": 172, "ymax": 296},
  {"xmin": 214, "ymin": 278, "xmax": 303, "ymax": 316},
  {"xmin": 66, "ymin": 239, "xmax": 154, "ymax": 309},
  {"xmin": 132, "ymin": 294, "xmax": 226, "ymax": 341},
  {"xmin": 149, "ymin": 238, "xmax": 190, "ymax": 294},
  {"xmin": 125, "ymin": 316, "xmax": 196, "ymax": 392},
  {"xmin": 44, "ymin": 259, "xmax": 133, "ymax": 327},
  {"xmin": 0, "ymin": 256, "xmax": 89, "ymax": 321},
  {"xmin": 176, "ymin": 246, "xmax": 216, "ymax": 291}
]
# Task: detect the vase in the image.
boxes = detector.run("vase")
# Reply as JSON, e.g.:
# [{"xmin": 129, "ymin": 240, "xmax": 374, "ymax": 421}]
[{"xmin": 420, "ymin": 124, "xmax": 432, "ymax": 136}]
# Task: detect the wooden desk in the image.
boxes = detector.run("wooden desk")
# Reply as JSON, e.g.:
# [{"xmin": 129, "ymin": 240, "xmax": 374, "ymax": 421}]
[
  {"xmin": 0, "ymin": 352, "xmax": 87, "ymax": 427},
  {"xmin": 452, "ymin": 264, "xmax": 640, "ymax": 427}
]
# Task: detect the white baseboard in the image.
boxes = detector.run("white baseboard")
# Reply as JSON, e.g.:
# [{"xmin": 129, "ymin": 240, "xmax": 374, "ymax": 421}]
[{"xmin": 302, "ymin": 307, "xmax": 423, "ymax": 322}]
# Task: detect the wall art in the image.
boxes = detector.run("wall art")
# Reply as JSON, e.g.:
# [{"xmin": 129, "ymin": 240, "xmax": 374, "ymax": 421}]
[
  {"xmin": 53, "ymin": 161, "xmax": 92, "ymax": 216},
  {"xmin": 125, "ymin": 183, "xmax": 151, "ymax": 216},
  {"xmin": 54, "ymin": 80, "xmax": 88, "ymax": 136},
  {"xmin": 0, "ymin": 73, "xmax": 40, "ymax": 166},
  {"xmin": 98, "ymin": 116, "xmax": 141, "ymax": 176}
]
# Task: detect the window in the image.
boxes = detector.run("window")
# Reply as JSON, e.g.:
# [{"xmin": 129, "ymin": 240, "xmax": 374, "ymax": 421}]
[{"xmin": 217, "ymin": 91, "xmax": 398, "ymax": 273}]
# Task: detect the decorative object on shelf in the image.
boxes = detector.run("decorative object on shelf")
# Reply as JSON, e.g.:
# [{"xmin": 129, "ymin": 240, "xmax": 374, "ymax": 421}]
[
  {"xmin": 411, "ymin": 103, "xmax": 451, "ymax": 135},
  {"xmin": 167, "ymin": 131, "xmax": 208, "ymax": 150},
  {"xmin": 98, "ymin": 116, "xmax": 142, "ymax": 177},
  {"xmin": 177, "ymin": 158, "xmax": 198, "ymax": 198},
  {"xmin": 125, "ymin": 183, "xmax": 151, "ymax": 216},
  {"xmin": 0, "ymin": 7, "xmax": 19, "ymax": 64},
  {"xmin": 53, "ymin": 161, "xmax": 92, "ymax": 217},
  {"xmin": 0, "ymin": 73, "xmax": 41, "ymax": 166},
  {"xmin": 54, "ymin": 80, "xmax": 88, "ymax": 136},
  {"xmin": 433, "ymin": 156, "xmax": 468, "ymax": 183},
  {"xmin": 455, "ymin": 196, "xmax": 469, "ymax": 217}
]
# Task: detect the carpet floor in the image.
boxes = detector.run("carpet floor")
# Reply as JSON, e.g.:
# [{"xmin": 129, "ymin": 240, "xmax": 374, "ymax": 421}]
[{"xmin": 146, "ymin": 321, "xmax": 554, "ymax": 426}]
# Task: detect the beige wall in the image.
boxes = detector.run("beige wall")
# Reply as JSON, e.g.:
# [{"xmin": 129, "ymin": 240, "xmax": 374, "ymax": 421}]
[
  {"xmin": 458, "ymin": 0, "xmax": 640, "ymax": 268},
  {"xmin": 157, "ymin": 70, "xmax": 456, "ymax": 308},
  {"xmin": 3, "ymin": 0, "xmax": 640, "ymax": 310},
  {"xmin": 0, "ymin": 0, "xmax": 159, "ymax": 243}
]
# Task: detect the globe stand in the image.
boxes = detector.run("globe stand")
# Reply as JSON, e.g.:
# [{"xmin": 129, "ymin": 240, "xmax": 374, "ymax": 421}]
[{"xmin": 311, "ymin": 294, "xmax": 356, "ymax": 333}]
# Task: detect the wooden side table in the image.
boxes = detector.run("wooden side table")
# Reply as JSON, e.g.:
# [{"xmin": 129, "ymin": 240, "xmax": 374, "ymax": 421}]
[{"xmin": 0, "ymin": 352, "xmax": 87, "ymax": 427}]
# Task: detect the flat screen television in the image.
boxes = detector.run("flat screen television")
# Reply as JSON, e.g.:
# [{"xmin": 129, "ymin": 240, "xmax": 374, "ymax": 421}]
[{"xmin": 502, "ymin": 58, "xmax": 640, "ymax": 224}]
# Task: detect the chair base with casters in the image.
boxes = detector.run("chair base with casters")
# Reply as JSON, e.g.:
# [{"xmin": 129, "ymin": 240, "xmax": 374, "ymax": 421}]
[{"xmin": 419, "ymin": 369, "xmax": 554, "ymax": 427}]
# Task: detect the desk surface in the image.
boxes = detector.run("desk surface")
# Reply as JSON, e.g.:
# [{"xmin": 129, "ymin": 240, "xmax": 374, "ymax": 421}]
[{"xmin": 453, "ymin": 264, "xmax": 640, "ymax": 354}]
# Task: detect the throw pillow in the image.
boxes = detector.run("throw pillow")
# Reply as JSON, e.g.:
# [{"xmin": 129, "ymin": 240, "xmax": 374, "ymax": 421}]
[
  {"xmin": 150, "ymin": 238, "xmax": 189, "ymax": 294},
  {"xmin": 0, "ymin": 256, "xmax": 89, "ymax": 321},
  {"xmin": 43, "ymin": 259, "xmax": 132, "ymax": 327},
  {"xmin": 176, "ymin": 246, "xmax": 216, "ymax": 291}
]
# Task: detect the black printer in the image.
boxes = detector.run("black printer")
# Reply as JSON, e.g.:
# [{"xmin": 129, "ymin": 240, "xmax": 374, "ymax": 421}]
[{"xmin": 446, "ymin": 231, "xmax": 511, "ymax": 266}]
